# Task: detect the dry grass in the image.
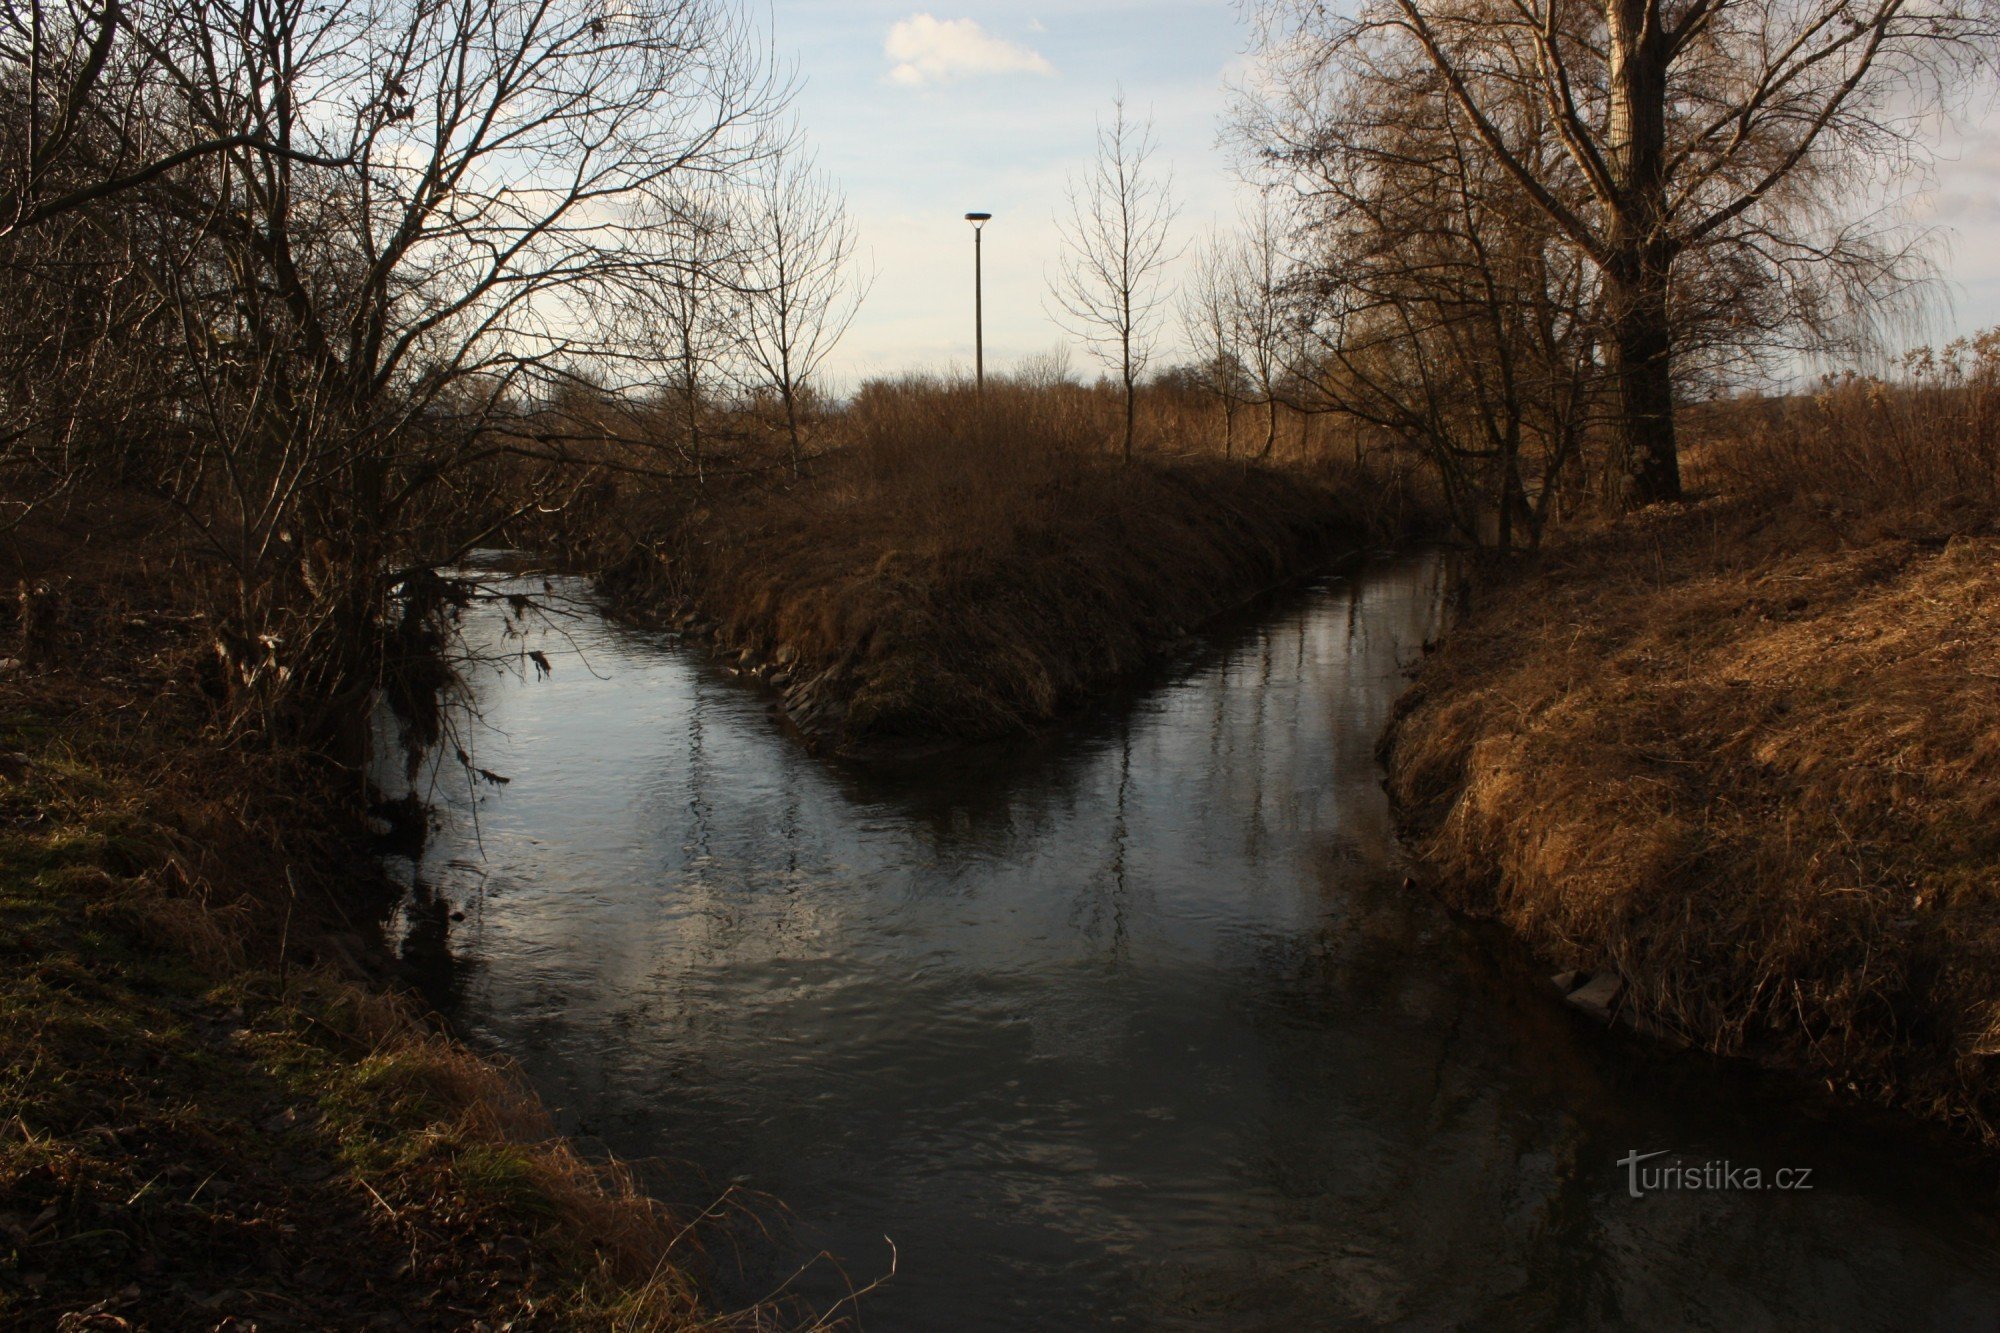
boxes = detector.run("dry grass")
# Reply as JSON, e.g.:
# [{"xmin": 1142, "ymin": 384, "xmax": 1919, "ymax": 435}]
[
  {"xmin": 1385, "ymin": 344, "xmax": 2000, "ymax": 1136},
  {"xmin": 598, "ymin": 375, "xmax": 1432, "ymax": 751},
  {"xmin": 1688, "ymin": 330, "xmax": 2000, "ymax": 527}
]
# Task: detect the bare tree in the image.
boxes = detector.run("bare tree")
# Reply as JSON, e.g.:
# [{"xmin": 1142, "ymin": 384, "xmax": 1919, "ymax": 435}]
[
  {"xmin": 1232, "ymin": 201, "xmax": 1293, "ymax": 460},
  {"xmin": 1246, "ymin": 0, "xmax": 1996, "ymax": 507},
  {"xmin": 1049, "ymin": 93, "xmax": 1178, "ymax": 462},
  {"xmin": 62, "ymin": 0, "xmax": 785, "ymax": 751},
  {"xmin": 1276, "ymin": 46, "xmax": 1600, "ymax": 548},
  {"xmin": 1181, "ymin": 206, "xmax": 1296, "ymax": 461},
  {"xmin": 736, "ymin": 135, "xmax": 867, "ymax": 475},
  {"xmin": 644, "ymin": 186, "xmax": 745, "ymax": 487},
  {"xmin": 0, "ymin": 0, "xmax": 349, "ymax": 238},
  {"xmin": 1180, "ymin": 229, "xmax": 1249, "ymax": 457}
]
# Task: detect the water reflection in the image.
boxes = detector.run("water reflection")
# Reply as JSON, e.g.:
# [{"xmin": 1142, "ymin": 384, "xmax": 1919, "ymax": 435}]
[{"xmin": 398, "ymin": 554, "xmax": 2000, "ymax": 1330}]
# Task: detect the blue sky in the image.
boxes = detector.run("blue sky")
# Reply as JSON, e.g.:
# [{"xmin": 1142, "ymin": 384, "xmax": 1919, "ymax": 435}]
[{"xmin": 765, "ymin": 3, "xmax": 2000, "ymax": 385}]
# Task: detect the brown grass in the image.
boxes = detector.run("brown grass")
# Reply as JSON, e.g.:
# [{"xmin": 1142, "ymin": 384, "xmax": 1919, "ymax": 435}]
[
  {"xmin": 1385, "ymin": 343, "xmax": 2000, "ymax": 1137},
  {"xmin": 596, "ymin": 375, "xmax": 1433, "ymax": 752},
  {"xmin": 1688, "ymin": 330, "xmax": 2000, "ymax": 525}
]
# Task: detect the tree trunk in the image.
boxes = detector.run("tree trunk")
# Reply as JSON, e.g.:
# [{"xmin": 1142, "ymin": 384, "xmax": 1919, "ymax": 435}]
[
  {"xmin": 1602, "ymin": 0, "xmax": 1682, "ymax": 508},
  {"xmin": 1602, "ymin": 250, "xmax": 1680, "ymax": 507},
  {"xmin": 783, "ymin": 384, "xmax": 803, "ymax": 478},
  {"xmin": 1122, "ymin": 372, "xmax": 1136, "ymax": 463}
]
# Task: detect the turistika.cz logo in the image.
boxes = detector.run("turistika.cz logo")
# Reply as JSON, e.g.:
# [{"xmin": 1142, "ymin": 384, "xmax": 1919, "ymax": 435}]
[{"xmin": 1618, "ymin": 1150, "xmax": 1815, "ymax": 1198}]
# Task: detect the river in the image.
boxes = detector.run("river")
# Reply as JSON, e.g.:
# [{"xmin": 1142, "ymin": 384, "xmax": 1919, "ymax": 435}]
[{"xmin": 389, "ymin": 552, "xmax": 2000, "ymax": 1329}]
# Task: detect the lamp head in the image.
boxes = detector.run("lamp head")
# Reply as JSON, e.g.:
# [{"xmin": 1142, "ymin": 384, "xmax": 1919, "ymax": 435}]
[{"xmin": 964, "ymin": 211, "xmax": 992, "ymax": 227}]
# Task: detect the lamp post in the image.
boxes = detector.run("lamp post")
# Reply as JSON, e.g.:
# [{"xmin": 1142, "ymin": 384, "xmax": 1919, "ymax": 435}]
[{"xmin": 965, "ymin": 212, "xmax": 991, "ymax": 395}]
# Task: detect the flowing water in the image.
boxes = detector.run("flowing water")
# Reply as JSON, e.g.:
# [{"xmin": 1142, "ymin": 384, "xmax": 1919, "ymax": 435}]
[{"xmin": 392, "ymin": 553, "xmax": 2000, "ymax": 1330}]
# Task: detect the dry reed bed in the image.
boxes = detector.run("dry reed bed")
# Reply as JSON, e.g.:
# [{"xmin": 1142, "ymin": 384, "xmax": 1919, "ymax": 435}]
[
  {"xmin": 602, "ymin": 381, "xmax": 1417, "ymax": 753},
  {"xmin": 1385, "ymin": 362, "xmax": 2000, "ymax": 1134}
]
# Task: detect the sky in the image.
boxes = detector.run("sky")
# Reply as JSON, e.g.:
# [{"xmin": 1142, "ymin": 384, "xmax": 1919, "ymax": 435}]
[{"xmin": 763, "ymin": 2, "xmax": 2000, "ymax": 386}]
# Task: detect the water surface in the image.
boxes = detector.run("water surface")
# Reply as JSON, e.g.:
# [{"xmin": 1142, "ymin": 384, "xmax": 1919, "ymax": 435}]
[{"xmin": 397, "ymin": 554, "xmax": 2000, "ymax": 1329}]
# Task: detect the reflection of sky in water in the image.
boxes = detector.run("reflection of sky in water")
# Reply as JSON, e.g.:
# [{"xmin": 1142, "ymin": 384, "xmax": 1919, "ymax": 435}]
[{"xmin": 402, "ymin": 555, "xmax": 2000, "ymax": 1330}]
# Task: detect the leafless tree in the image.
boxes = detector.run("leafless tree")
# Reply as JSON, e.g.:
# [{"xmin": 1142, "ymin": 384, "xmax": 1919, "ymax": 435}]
[
  {"xmin": 1180, "ymin": 230, "xmax": 1248, "ymax": 458},
  {"xmin": 1239, "ymin": 23, "xmax": 1602, "ymax": 546},
  {"xmin": 643, "ymin": 186, "xmax": 746, "ymax": 487},
  {"xmin": 1182, "ymin": 203, "xmax": 1310, "ymax": 462},
  {"xmin": 0, "ymin": 0, "xmax": 351, "ymax": 238},
  {"xmin": 8, "ymin": 0, "xmax": 787, "ymax": 752},
  {"xmin": 736, "ymin": 135, "xmax": 868, "ymax": 475},
  {"xmin": 1049, "ymin": 93, "xmax": 1179, "ymax": 462},
  {"xmin": 1231, "ymin": 201, "xmax": 1294, "ymax": 459},
  {"xmin": 1246, "ymin": 0, "xmax": 1996, "ymax": 508}
]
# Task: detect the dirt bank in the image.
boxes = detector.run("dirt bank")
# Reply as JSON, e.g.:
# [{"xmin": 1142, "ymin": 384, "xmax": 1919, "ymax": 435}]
[{"xmin": 1382, "ymin": 493, "xmax": 2000, "ymax": 1138}]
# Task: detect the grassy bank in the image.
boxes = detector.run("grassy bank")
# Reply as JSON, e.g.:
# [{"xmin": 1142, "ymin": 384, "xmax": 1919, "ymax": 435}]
[
  {"xmin": 0, "ymin": 507, "xmax": 733, "ymax": 1329},
  {"xmin": 1382, "ymin": 353, "xmax": 2000, "ymax": 1137},
  {"xmin": 594, "ymin": 378, "xmax": 1429, "ymax": 754}
]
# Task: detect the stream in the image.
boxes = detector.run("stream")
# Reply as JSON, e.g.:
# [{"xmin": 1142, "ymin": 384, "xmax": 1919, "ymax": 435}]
[{"xmin": 390, "ymin": 551, "xmax": 2000, "ymax": 1330}]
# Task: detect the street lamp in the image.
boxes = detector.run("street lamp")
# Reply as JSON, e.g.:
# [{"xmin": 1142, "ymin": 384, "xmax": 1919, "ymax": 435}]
[{"xmin": 965, "ymin": 212, "xmax": 992, "ymax": 395}]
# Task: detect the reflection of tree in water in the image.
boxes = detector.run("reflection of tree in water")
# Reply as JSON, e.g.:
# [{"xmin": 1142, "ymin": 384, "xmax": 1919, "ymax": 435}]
[
  {"xmin": 1212, "ymin": 894, "xmax": 1626, "ymax": 1327},
  {"xmin": 663, "ymin": 680, "xmax": 854, "ymax": 973},
  {"xmin": 1072, "ymin": 716, "xmax": 1134, "ymax": 963},
  {"xmin": 398, "ymin": 876, "xmax": 477, "ymax": 1012},
  {"xmin": 683, "ymin": 687, "xmax": 713, "ymax": 866},
  {"xmin": 410, "ymin": 552, "xmax": 2000, "ymax": 1329}
]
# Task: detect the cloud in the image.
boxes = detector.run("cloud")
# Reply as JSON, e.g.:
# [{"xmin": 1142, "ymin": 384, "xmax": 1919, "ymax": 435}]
[{"xmin": 885, "ymin": 14, "xmax": 1055, "ymax": 87}]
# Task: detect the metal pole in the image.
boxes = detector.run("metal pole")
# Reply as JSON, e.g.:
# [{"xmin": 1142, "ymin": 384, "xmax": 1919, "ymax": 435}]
[
  {"xmin": 965, "ymin": 212, "xmax": 991, "ymax": 397},
  {"xmin": 973, "ymin": 224, "xmax": 984, "ymax": 396}
]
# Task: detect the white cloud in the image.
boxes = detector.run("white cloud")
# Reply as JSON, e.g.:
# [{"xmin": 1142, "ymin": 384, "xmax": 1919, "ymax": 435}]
[{"xmin": 885, "ymin": 14, "xmax": 1055, "ymax": 87}]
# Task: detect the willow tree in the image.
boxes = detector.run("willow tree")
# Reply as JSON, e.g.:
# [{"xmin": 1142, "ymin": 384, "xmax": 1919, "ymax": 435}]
[
  {"xmin": 1272, "ymin": 45, "xmax": 1600, "ymax": 547},
  {"xmin": 1247, "ymin": 0, "xmax": 1995, "ymax": 507}
]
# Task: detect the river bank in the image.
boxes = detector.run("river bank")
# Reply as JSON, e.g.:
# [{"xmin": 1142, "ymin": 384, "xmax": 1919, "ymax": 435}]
[
  {"xmin": 1382, "ymin": 490, "xmax": 2000, "ymax": 1139},
  {"xmin": 0, "ymin": 416, "xmax": 1423, "ymax": 1323},
  {"xmin": 589, "ymin": 384, "xmax": 1429, "ymax": 756},
  {"xmin": 0, "ymin": 503, "xmax": 726, "ymax": 1329},
  {"xmin": 414, "ymin": 547, "xmax": 2000, "ymax": 1327}
]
